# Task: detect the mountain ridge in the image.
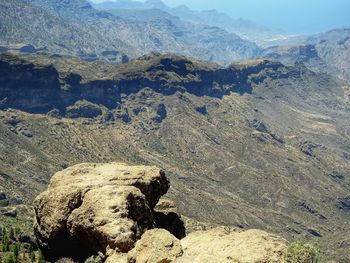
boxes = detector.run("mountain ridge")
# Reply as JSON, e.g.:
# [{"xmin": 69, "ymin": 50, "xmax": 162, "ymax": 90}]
[
  {"xmin": 91, "ymin": 0, "xmax": 287, "ymax": 44},
  {"xmin": 0, "ymin": 0, "xmax": 260, "ymax": 64},
  {"xmin": 0, "ymin": 52, "xmax": 350, "ymax": 260}
]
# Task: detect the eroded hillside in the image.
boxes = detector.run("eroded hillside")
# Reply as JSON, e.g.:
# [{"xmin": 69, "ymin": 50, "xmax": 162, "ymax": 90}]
[{"xmin": 0, "ymin": 53, "xmax": 350, "ymax": 261}]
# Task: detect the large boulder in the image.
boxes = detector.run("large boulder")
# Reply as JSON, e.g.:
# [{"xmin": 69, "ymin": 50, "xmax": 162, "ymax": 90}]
[
  {"xmin": 34, "ymin": 162, "xmax": 287, "ymax": 263},
  {"xmin": 175, "ymin": 227, "xmax": 287, "ymax": 263},
  {"xmin": 127, "ymin": 229, "xmax": 183, "ymax": 263},
  {"xmin": 111, "ymin": 227, "xmax": 286, "ymax": 263},
  {"xmin": 33, "ymin": 163, "xmax": 169, "ymax": 260}
]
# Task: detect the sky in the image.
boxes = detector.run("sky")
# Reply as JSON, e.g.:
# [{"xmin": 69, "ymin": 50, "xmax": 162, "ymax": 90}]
[{"xmin": 90, "ymin": 0, "xmax": 350, "ymax": 34}]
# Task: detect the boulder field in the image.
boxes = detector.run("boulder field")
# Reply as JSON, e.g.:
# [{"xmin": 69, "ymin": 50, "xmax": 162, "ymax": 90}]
[{"xmin": 33, "ymin": 163, "xmax": 287, "ymax": 263}]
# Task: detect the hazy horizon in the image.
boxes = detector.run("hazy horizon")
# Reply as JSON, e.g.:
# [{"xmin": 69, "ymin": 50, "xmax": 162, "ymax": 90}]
[{"xmin": 90, "ymin": 0, "xmax": 350, "ymax": 34}]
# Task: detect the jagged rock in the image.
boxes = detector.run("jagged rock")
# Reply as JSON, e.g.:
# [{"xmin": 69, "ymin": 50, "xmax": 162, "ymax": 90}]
[
  {"xmin": 154, "ymin": 199, "xmax": 186, "ymax": 239},
  {"xmin": 33, "ymin": 163, "xmax": 169, "ymax": 260},
  {"xmin": 307, "ymin": 229, "xmax": 322, "ymax": 237},
  {"xmin": 2, "ymin": 209, "xmax": 17, "ymax": 217},
  {"xmin": 175, "ymin": 227, "xmax": 286, "ymax": 263},
  {"xmin": 127, "ymin": 229, "xmax": 183, "ymax": 263},
  {"xmin": 299, "ymin": 141, "xmax": 323, "ymax": 157}
]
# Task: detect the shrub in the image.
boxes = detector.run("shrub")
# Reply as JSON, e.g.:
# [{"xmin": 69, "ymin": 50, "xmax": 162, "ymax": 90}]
[
  {"xmin": 11, "ymin": 243, "xmax": 19, "ymax": 260},
  {"xmin": 284, "ymin": 242, "xmax": 324, "ymax": 263},
  {"xmin": 4, "ymin": 253, "xmax": 17, "ymax": 263},
  {"xmin": 2, "ymin": 234, "xmax": 10, "ymax": 252}
]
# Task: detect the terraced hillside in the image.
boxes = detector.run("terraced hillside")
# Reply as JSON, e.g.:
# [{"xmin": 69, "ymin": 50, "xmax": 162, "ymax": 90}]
[{"xmin": 0, "ymin": 53, "xmax": 350, "ymax": 261}]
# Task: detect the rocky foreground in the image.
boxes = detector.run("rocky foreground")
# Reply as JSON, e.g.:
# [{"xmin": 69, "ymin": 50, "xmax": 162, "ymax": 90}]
[{"xmin": 33, "ymin": 163, "xmax": 287, "ymax": 263}]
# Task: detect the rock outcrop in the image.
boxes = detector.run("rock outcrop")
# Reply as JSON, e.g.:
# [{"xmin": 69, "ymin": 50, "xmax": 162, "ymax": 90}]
[
  {"xmin": 33, "ymin": 163, "xmax": 170, "ymax": 260},
  {"xmin": 34, "ymin": 163, "xmax": 287, "ymax": 262},
  {"xmin": 175, "ymin": 227, "xmax": 286, "ymax": 263},
  {"xmin": 128, "ymin": 229, "xmax": 183, "ymax": 263}
]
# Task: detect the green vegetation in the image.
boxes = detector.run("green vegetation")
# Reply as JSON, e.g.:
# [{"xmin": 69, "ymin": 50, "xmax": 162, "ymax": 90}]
[
  {"xmin": 0, "ymin": 226, "xmax": 42, "ymax": 263},
  {"xmin": 284, "ymin": 242, "xmax": 325, "ymax": 263}
]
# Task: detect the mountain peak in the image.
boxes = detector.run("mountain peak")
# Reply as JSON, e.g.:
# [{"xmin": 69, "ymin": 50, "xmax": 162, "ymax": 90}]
[{"xmin": 144, "ymin": 0, "xmax": 166, "ymax": 8}]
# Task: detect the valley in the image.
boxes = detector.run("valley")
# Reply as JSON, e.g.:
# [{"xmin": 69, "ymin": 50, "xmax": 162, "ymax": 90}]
[
  {"xmin": 0, "ymin": 0, "xmax": 350, "ymax": 261},
  {"xmin": 0, "ymin": 52, "xmax": 350, "ymax": 261}
]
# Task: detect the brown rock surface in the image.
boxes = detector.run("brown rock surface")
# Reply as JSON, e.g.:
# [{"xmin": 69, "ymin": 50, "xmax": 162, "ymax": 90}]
[
  {"xmin": 105, "ymin": 227, "xmax": 286, "ymax": 263},
  {"xmin": 154, "ymin": 199, "xmax": 186, "ymax": 239},
  {"xmin": 127, "ymin": 229, "xmax": 183, "ymax": 263},
  {"xmin": 175, "ymin": 227, "xmax": 287, "ymax": 263},
  {"xmin": 33, "ymin": 163, "xmax": 169, "ymax": 260},
  {"xmin": 34, "ymin": 163, "xmax": 287, "ymax": 263}
]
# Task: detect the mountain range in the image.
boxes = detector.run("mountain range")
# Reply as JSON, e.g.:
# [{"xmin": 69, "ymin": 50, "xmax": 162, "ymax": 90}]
[
  {"xmin": 1, "ymin": 51, "xmax": 350, "ymax": 261},
  {"xmin": 0, "ymin": 0, "xmax": 260, "ymax": 64},
  {"xmin": 1, "ymin": 0, "xmax": 350, "ymax": 261},
  {"xmin": 91, "ymin": 0, "xmax": 286, "ymax": 44}
]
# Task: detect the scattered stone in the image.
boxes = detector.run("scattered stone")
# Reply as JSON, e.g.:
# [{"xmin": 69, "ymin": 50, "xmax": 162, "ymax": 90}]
[
  {"xmin": 59, "ymin": 163, "xmax": 70, "ymax": 170},
  {"xmin": 249, "ymin": 119, "xmax": 269, "ymax": 133},
  {"xmin": 307, "ymin": 229, "xmax": 322, "ymax": 237},
  {"xmin": 2, "ymin": 209, "xmax": 17, "ymax": 217},
  {"xmin": 336, "ymin": 197, "xmax": 350, "ymax": 212},
  {"xmin": 18, "ymin": 127, "xmax": 33, "ymax": 138},
  {"xmin": 270, "ymin": 133, "xmax": 285, "ymax": 144},
  {"xmin": 299, "ymin": 141, "xmax": 323, "ymax": 157}
]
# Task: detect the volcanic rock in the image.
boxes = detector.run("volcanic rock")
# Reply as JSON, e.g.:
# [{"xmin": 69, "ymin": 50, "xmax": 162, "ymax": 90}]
[{"xmin": 33, "ymin": 163, "xmax": 169, "ymax": 260}]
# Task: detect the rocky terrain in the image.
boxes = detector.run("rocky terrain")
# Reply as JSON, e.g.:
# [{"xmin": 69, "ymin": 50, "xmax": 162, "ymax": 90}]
[
  {"xmin": 92, "ymin": 0, "xmax": 287, "ymax": 44},
  {"xmin": 262, "ymin": 28, "xmax": 350, "ymax": 83},
  {"xmin": 33, "ymin": 162, "xmax": 287, "ymax": 262},
  {"xmin": 0, "ymin": 0, "xmax": 259, "ymax": 64},
  {"xmin": 0, "ymin": 52, "xmax": 350, "ymax": 261}
]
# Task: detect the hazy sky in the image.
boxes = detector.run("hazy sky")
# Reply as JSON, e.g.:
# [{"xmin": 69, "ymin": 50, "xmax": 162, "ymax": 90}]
[{"xmin": 91, "ymin": 0, "xmax": 350, "ymax": 33}]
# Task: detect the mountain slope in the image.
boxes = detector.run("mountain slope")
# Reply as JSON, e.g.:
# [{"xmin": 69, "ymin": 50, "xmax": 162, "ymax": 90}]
[
  {"xmin": 92, "ymin": 0, "xmax": 286, "ymax": 44},
  {"xmin": 0, "ymin": 0, "xmax": 133, "ymax": 60},
  {"xmin": 262, "ymin": 28, "xmax": 350, "ymax": 83},
  {"xmin": 0, "ymin": 52, "xmax": 350, "ymax": 261},
  {"xmin": 0, "ymin": 0, "xmax": 260, "ymax": 64}
]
